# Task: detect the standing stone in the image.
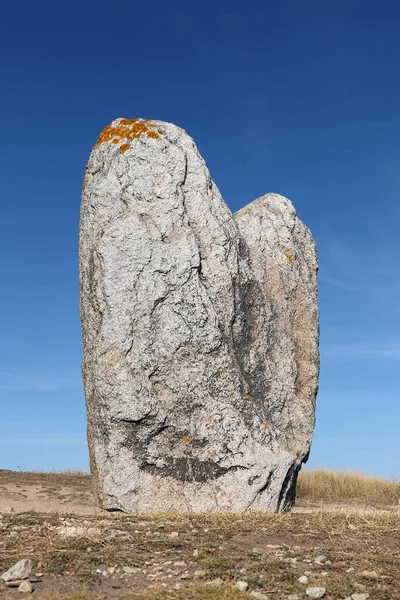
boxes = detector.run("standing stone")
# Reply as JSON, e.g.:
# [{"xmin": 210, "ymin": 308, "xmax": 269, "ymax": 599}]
[
  {"xmin": 234, "ymin": 193, "xmax": 319, "ymax": 506},
  {"xmin": 80, "ymin": 118, "xmax": 319, "ymax": 512}
]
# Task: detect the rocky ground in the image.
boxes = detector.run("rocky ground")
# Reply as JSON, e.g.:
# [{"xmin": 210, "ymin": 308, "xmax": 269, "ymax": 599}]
[{"xmin": 0, "ymin": 472, "xmax": 399, "ymax": 599}]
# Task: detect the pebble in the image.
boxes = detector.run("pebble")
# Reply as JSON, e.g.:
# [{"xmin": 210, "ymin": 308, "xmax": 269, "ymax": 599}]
[
  {"xmin": 298, "ymin": 575, "xmax": 309, "ymax": 584},
  {"xmin": 236, "ymin": 580, "xmax": 248, "ymax": 592},
  {"xmin": 1, "ymin": 559, "xmax": 33, "ymax": 583},
  {"xmin": 169, "ymin": 531, "xmax": 179, "ymax": 538},
  {"xmin": 56, "ymin": 525, "xmax": 101, "ymax": 538},
  {"xmin": 315, "ymin": 555, "xmax": 331, "ymax": 565},
  {"xmin": 205, "ymin": 578, "xmax": 224, "ymax": 587},
  {"xmin": 122, "ymin": 566, "xmax": 136, "ymax": 574},
  {"xmin": 250, "ymin": 592, "xmax": 269, "ymax": 599},
  {"xmin": 193, "ymin": 549, "xmax": 199, "ymax": 557},
  {"xmin": 360, "ymin": 570, "xmax": 378, "ymax": 578},
  {"xmin": 306, "ymin": 587, "xmax": 326, "ymax": 599},
  {"xmin": 18, "ymin": 581, "xmax": 32, "ymax": 594},
  {"xmin": 350, "ymin": 595, "xmax": 370, "ymax": 600},
  {"xmin": 5, "ymin": 580, "xmax": 26, "ymax": 588},
  {"xmin": 194, "ymin": 570, "xmax": 206, "ymax": 578},
  {"xmin": 287, "ymin": 595, "xmax": 299, "ymax": 600}
]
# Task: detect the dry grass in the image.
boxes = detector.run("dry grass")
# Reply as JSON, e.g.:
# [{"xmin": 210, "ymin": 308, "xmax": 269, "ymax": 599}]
[
  {"xmin": 297, "ymin": 468, "xmax": 400, "ymax": 507},
  {"xmin": 1, "ymin": 510, "xmax": 399, "ymax": 599}
]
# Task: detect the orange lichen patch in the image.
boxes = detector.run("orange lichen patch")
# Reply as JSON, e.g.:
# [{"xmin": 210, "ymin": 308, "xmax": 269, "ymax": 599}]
[
  {"xmin": 95, "ymin": 118, "xmax": 161, "ymax": 153},
  {"xmin": 181, "ymin": 435, "xmax": 190, "ymax": 445},
  {"xmin": 263, "ymin": 422, "xmax": 269, "ymax": 429},
  {"xmin": 280, "ymin": 245, "xmax": 293, "ymax": 263},
  {"xmin": 284, "ymin": 252, "xmax": 293, "ymax": 263},
  {"xmin": 247, "ymin": 394, "xmax": 253, "ymax": 404}
]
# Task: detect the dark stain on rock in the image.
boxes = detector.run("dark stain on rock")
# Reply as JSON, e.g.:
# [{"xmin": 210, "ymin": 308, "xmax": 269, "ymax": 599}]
[{"xmin": 142, "ymin": 456, "xmax": 247, "ymax": 483}]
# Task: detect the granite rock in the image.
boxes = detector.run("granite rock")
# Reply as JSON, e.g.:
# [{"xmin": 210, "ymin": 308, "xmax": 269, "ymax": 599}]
[
  {"xmin": 1, "ymin": 559, "xmax": 32, "ymax": 583},
  {"xmin": 80, "ymin": 118, "xmax": 319, "ymax": 512}
]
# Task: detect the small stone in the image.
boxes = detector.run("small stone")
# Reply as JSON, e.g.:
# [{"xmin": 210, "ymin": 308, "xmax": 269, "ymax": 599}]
[
  {"xmin": 360, "ymin": 570, "xmax": 378, "ymax": 579},
  {"xmin": 5, "ymin": 580, "xmax": 26, "ymax": 588},
  {"xmin": 180, "ymin": 572, "xmax": 191, "ymax": 580},
  {"xmin": 18, "ymin": 581, "xmax": 32, "ymax": 594},
  {"xmin": 205, "ymin": 578, "xmax": 224, "ymax": 587},
  {"xmin": 250, "ymin": 592, "xmax": 269, "ymax": 600},
  {"xmin": 1, "ymin": 559, "xmax": 33, "ymax": 583},
  {"xmin": 122, "ymin": 566, "xmax": 136, "ymax": 574},
  {"xmin": 236, "ymin": 580, "xmax": 248, "ymax": 592},
  {"xmin": 298, "ymin": 576, "xmax": 309, "ymax": 584},
  {"xmin": 351, "ymin": 595, "xmax": 369, "ymax": 600},
  {"xmin": 253, "ymin": 547, "xmax": 263, "ymax": 554},
  {"xmin": 169, "ymin": 531, "xmax": 179, "ymax": 539},
  {"xmin": 193, "ymin": 549, "xmax": 199, "ymax": 557},
  {"xmin": 287, "ymin": 595, "xmax": 299, "ymax": 600},
  {"xmin": 314, "ymin": 555, "xmax": 328, "ymax": 564},
  {"xmin": 306, "ymin": 587, "xmax": 326, "ymax": 599},
  {"xmin": 320, "ymin": 571, "xmax": 329, "ymax": 577},
  {"xmin": 56, "ymin": 525, "xmax": 101, "ymax": 538},
  {"xmin": 108, "ymin": 567, "xmax": 116, "ymax": 575},
  {"xmin": 194, "ymin": 570, "xmax": 206, "ymax": 578},
  {"xmin": 346, "ymin": 567, "xmax": 355, "ymax": 573},
  {"xmin": 173, "ymin": 561, "xmax": 186, "ymax": 566}
]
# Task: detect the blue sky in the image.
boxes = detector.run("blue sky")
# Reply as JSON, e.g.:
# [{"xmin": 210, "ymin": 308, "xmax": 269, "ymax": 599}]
[{"xmin": 1, "ymin": 0, "xmax": 399, "ymax": 477}]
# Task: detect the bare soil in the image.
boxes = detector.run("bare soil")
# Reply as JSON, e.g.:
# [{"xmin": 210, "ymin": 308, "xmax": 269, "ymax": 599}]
[{"xmin": 0, "ymin": 471, "xmax": 399, "ymax": 600}]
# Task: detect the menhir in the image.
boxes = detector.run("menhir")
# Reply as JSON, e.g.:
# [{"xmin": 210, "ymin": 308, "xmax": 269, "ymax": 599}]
[{"xmin": 79, "ymin": 118, "xmax": 319, "ymax": 512}]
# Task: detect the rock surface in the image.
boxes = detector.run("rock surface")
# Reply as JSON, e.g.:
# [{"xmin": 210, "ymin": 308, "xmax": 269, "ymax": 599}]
[
  {"xmin": 80, "ymin": 118, "xmax": 319, "ymax": 512},
  {"xmin": 18, "ymin": 580, "xmax": 33, "ymax": 593},
  {"xmin": 1, "ymin": 559, "xmax": 32, "ymax": 582},
  {"xmin": 306, "ymin": 588, "xmax": 326, "ymax": 599}
]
